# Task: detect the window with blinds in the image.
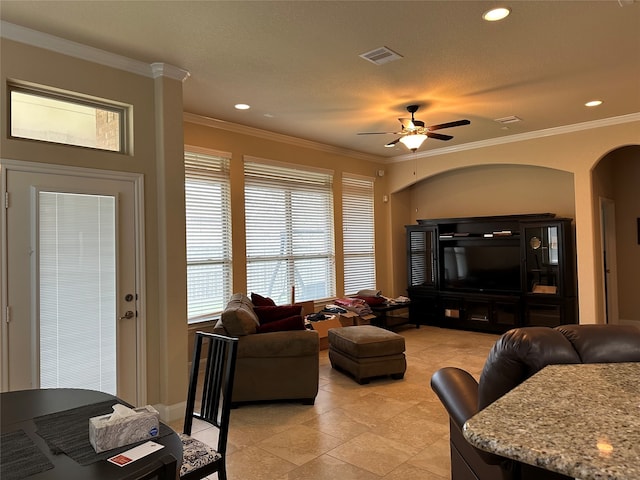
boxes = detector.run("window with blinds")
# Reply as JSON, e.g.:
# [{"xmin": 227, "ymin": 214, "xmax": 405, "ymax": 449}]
[
  {"xmin": 244, "ymin": 159, "xmax": 335, "ymax": 304},
  {"xmin": 185, "ymin": 151, "xmax": 232, "ymax": 323},
  {"xmin": 342, "ymin": 175, "xmax": 376, "ymax": 294}
]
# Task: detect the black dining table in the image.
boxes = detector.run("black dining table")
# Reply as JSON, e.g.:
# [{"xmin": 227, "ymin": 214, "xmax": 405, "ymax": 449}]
[{"xmin": 0, "ymin": 388, "xmax": 182, "ymax": 480}]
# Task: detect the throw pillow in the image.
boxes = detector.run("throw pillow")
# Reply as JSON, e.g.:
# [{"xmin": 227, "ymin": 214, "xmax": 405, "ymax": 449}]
[
  {"xmin": 256, "ymin": 315, "xmax": 305, "ymax": 333},
  {"xmin": 356, "ymin": 295, "xmax": 386, "ymax": 306},
  {"xmin": 221, "ymin": 293, "xmax": 260, "ymax": 336},
  {"xmin": 254, "ymin": 305, "xmax": 303, "ymax": 324},
  {"xmin": 251, "ymin": 292, "xmax": 276, "ymax": 306}
]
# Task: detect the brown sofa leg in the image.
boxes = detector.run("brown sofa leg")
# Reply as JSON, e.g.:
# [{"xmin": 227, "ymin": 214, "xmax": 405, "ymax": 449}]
[{"xmin": 301, "ymin": 398, "xmax": 315, "ymax": 405}]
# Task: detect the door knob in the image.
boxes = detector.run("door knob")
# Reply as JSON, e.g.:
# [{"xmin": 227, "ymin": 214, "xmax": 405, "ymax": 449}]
[{"xmin": 119, "ymin": 310, "xmax": 135, "ymax": 320}]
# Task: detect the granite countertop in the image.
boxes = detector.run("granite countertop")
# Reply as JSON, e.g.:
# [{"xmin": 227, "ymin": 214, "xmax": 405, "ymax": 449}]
[{"xmin": 463, "ymin": 362, "xmax": 640, "ymax": 480}]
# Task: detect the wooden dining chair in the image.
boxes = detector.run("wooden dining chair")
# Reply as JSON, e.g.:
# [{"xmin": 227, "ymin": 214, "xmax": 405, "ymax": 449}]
[{"xmin": 179, "ymin": 332, "xmax": 238, "ymax": 480}]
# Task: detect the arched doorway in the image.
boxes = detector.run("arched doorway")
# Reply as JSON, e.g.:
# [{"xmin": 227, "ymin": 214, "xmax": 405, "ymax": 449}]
[{"xmin": 592, "ymin": 145, "xmax": 640, "ymax": 325}]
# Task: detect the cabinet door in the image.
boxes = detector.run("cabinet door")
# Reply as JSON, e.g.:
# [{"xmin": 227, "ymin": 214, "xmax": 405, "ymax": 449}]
[
  {"xmin": 522, "ymin": 222, "xmax": 563, "ymax": 296},
  {"xmin": 407, "ymin": 227, "xmax": 437, "ymax": 288},
  {"xmin": 524, "ymin": 300, "xmax": 564, "ymax": 327}
]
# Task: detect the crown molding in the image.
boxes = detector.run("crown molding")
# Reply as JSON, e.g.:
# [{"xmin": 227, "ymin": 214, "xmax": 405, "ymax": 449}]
[
  {"xmin": 183, "ymin": 112, "xmax": 385, "ymax": 163},
  {"xmin": 389, "ymin": 112, "xmax": 640, "ymax": 163},
  {"xmin": 1, "ymin": 21, "xmax": 189, "ymax": 81},
  {"xmin": 150, "ymin": 63, "xmax": 190, "ymax": 82}
]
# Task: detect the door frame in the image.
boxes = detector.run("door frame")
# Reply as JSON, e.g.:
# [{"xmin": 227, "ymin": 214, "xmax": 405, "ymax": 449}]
[
  {"xmin": 599, "ymin": 196, "xmax": 619, "ymax": 324},
  {"xmin": 1, "ymin": 159, "xmax": 147, "ymax": 403}
]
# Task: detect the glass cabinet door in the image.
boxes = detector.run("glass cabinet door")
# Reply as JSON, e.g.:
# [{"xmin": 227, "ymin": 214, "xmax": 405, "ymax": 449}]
[
  {"xmin": 408, "ymin": 227, "xmax": 437, "ymax": 288},
  {"xmin": 523, "ymin": 223, "xmax": 561, "ymax": 295}
]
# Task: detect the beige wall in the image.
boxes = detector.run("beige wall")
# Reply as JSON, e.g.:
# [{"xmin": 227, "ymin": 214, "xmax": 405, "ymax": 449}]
[
  {"xmin": 407, "ymin": 164, "xmax": 575, "ymax": 221},
  {"xmin": 0, "ymin": 38, "xmax": 188, "ymax": 414}
]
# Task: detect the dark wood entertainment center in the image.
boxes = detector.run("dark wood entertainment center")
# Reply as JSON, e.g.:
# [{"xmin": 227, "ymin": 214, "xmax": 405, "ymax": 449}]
[{"xmin": 406, "ymin": 213, "xmax": 577, "ymax": 333}]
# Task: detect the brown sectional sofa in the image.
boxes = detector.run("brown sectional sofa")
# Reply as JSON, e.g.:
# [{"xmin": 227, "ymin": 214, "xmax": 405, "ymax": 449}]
[{"xmin": 213, "ymin": 293, "xmax": 319, "ymax": 405}]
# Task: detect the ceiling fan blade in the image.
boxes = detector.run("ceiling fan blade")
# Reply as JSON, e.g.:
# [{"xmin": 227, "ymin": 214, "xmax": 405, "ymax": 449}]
[
  {"xmin": 357, "ymin": 131, "xmax": 400, "ymax": 135},
  {"xmin": 426, "ymin": 131, "xmax": 453, "ymax": 141},
  {"xmin": 427, "ymin": 119, "xmax": 471, "ymax": 131},
  {"xmin": 385, "ymin": 138, "xmax": 401, "ymax": 147}
]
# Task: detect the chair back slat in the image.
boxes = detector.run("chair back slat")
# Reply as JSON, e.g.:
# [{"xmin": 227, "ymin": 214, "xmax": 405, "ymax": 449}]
[{"xmin": 201, "ymin": 340, "xmax": 223, "ymax": 424}]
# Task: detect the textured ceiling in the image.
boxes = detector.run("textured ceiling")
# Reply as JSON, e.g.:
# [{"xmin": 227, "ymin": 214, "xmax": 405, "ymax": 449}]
[{"xmin": 1, "ymin": 0, "xmax": 639, "ymax": 159}]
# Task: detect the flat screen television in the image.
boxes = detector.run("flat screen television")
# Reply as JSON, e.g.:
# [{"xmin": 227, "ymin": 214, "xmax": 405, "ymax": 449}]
[{"xmin": 441, "ymin": 244, "xmax": 521, "ymax": 293}]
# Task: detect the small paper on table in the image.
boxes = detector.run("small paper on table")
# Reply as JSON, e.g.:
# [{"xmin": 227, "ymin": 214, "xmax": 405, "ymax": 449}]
[{"xmin": 107, "ymin": 441, "xmax": 164, "ymax": 467}]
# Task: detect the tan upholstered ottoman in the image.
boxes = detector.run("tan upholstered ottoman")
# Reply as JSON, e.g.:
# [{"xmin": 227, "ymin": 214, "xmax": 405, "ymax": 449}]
[{"xmin": 328, "ymin": 325, "xmax": 406, "ymax": 384}]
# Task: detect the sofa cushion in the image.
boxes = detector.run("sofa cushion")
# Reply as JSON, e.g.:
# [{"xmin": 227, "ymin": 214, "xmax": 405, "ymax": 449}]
[
  {"xmin": 555, "ymin": 324, "xmax": 640, "ymax": 363},
  {"xmin": 256, "ymin": 315, "xmax": 305, "ymax": 333},
  {"xmin": 254, "ymin": 305, "xmax": 303, "ymax": 324},
  {"xmin": 251, "ymin": 292, "xmax": 276, "ymax": 306},
  {"xmin": 237, "ymin": 330, "xmax": 319, "ymax": 358},
  {"xmin": 478, "ymin": 327, "xmax": 580, "ymax": 410},
  {"xmin": 221, "ymin": 293, "xmax": 259, "ymax": 336}
]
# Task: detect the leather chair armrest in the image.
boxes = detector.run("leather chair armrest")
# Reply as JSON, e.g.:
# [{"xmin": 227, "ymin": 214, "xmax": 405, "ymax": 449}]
[{"xmin": 431, "ymin": 367, "xmax": 479, "ymax": 430}]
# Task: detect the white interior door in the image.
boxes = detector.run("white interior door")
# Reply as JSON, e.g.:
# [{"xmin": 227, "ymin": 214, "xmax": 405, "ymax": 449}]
[{"xmin": 1, "ymin": 162, "xmax": 144, "ymax": 405}]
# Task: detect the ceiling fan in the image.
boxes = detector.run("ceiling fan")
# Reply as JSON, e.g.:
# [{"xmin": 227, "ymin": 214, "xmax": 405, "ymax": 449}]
[{"xmin": 358, "ymin": 105, "xmax": 470, "ymax": 152}]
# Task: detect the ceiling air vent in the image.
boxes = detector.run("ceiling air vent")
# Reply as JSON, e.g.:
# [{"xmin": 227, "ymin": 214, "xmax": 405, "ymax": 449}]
[
  {"xmin": 359, "ymin": 46, "xmax": 403, "ymax": 65},
  {"xmin": 494, "ymin": 115, "xmax": 522, "ymax": 124}
]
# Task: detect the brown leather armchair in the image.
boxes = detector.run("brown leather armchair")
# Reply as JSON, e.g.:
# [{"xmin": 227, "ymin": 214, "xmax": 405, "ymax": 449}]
[{"xmin": 431, "ymin": 324, "xmax": 640, "ymax": 480}]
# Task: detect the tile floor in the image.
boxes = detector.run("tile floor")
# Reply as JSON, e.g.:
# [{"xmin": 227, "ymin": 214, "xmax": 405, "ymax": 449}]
[{"xmin": 172, "ymin": 325, "xmax": 499, "ymax": 480}]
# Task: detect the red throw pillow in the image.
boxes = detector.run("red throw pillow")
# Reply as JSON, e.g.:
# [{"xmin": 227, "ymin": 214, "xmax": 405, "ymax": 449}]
[
  {"xmin": 356, "ymin": 295, "xmax": 386, "ymax": 306},
  {"xmin": 256, "ymin": 315, "xmax": 304, "ymax": 333},
  {"xmin": 251, "ymin": 292, "xmax": 276, "ymax": 306},
  {"xmin": 254, "ymin": 305, "xmax": 303, "ymax": 324}
]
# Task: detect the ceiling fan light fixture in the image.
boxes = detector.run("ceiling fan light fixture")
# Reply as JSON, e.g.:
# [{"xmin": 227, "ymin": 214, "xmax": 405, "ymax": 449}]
[
  {"xmin": 399, "ymin": 133, "xmax": 428, "ymax": 152},
  {"xmin": 482, "ymin": 7, "xmax": 511, "ymax": 21}
]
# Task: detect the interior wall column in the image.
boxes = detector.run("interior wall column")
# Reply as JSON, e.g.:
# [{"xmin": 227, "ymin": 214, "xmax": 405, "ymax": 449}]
[
  {"xmin": 152, "ymin": 63, "xmax": 190, "ymax": 419},
  {"xmin": 573, "ymin": 167, "xmax": 599, "ymax": 324}
]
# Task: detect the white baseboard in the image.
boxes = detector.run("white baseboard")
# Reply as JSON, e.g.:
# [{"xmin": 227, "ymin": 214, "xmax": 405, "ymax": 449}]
[{"xmin": 618, "ymin": 318, "xmax": 640, "ymax": 326}]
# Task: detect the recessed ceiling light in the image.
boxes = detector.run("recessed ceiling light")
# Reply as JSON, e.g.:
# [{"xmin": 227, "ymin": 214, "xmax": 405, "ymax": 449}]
[
  {"xmin": 234, "ymin": 103, "xmax": 250, "ymax": 110},
  {"xmin": 585, "ymin": 100, "xmax": 603, "ymax": 107},
  {"xmin": 483, "ymin": 7, "xmax": 511, "ymax": 21}
]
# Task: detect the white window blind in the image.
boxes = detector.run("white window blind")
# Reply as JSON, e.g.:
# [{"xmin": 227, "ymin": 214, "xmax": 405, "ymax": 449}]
[
  {"xmin": 185, "ymin": 151, "xmax": 232, "ymax": 323},
  {"xmin": 342, "ymin": 175, "xmax": 376, "ymax": 295},
  {"xmin": 244, "ymin": 160, "xmax": 335, "ymax": 304},
  {"xmin": 39, "ymin": 192, "xmax": 117, "ymax": 393}
]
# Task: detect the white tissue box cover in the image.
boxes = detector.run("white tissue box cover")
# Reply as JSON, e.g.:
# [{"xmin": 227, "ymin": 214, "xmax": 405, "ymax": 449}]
[{"xmin": 89, "ymin": 405, "xmax": 160, "ymax": 453}]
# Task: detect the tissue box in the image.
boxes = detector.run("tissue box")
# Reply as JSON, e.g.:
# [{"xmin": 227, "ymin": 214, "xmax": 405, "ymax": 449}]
[{"xmin": 89, "ymin": 405, "xmax": 160, "ymax": 453}]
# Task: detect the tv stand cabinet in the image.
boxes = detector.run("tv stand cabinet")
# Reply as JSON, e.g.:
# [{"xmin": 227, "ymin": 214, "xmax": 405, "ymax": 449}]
[{"xmin": 406, "ymin": 214, "xmax": 577, "ymax": 333}]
